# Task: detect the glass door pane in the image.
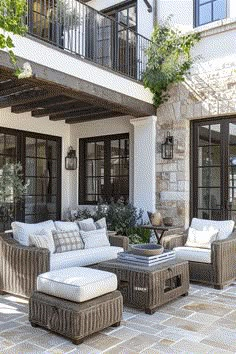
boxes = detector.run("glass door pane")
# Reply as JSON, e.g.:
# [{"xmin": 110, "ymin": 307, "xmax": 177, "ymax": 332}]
[{"xmin": 228, "ymin": 123, "xmax": 236, "ymax": 222}]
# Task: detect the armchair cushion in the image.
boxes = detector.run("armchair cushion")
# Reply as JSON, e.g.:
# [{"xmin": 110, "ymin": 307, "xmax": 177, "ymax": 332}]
[
  {"xmin": 185, "ymin": 227, "xmax": 218, "ymax": 249},
  {"xmin": 191, "ymin": 218, "xmax": 234, "ymax": 240},
  {"xmin": 29, "ymin": 229, "xmax": 55, "ymax": 253},
  {"xmin": 77, "ymin": 218, "xmax": 96, "ymax": 232},
  {"xmin": 174, "ymin": 246, "xmax": 211, "ymax": 263},
  {"xmin": 80, "ymin": 228, "xmax": 110, "ymax": 249}
]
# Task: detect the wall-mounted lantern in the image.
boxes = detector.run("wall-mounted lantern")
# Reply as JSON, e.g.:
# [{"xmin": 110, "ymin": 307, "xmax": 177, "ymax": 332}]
[
  {"xmin": 65, "ymin": 146, "xmax": 77, "ymax": 170},
  {"xmin": 161, "ymin": 132, "xmax": 173, "ymax": 159}
]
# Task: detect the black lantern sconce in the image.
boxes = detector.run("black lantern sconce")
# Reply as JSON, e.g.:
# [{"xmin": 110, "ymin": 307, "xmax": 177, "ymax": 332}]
[
  {"xmin": 65, "ymin": 146, "xmax": 77, "ymax": 170},
  {"xmin": 161, "ymin": 132, "xmax": 174, "ymax": 159}
]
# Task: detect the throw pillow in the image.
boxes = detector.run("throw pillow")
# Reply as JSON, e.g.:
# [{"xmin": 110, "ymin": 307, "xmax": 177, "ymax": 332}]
[
  {"xmin": 185, "ymin": 227, "xmax": 218, "ymax": 249},
  {"xmin": 95, "ymin": 217, "xmax": 107, "ymax": 230},
  {"xmin": 11, "ymin": 220, "xmax": 56, "ymax": 246},
  {"xmin": 52, "ymin": 230, "xmax": 84, "ymax": 253},
  {"xmin": 29, "ymin": 231, "xmax": 55, "ymax": 253},
  {"xmin": 77, "ymin": 218, "xmax": 96, "ymax": 231},
  {"xmin": 54, "ymin": 221, "xmax": 79, "ymax": 232},
  {"xmin": 80, "ymin": 228, "xmax": 110, "ymax": 249}
]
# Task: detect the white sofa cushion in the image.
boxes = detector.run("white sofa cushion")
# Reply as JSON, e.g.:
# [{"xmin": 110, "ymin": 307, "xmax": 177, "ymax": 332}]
[
  {"xmin": 11, "ymin": 220, "xmax": 56, "ymax": 246},
  {"xmin": 174, "ymin": 246, "xmax": 211, "ymax": 263},
  {"xmin": 80, "ymin": 228, "xmax": 110, "ymax": 249},
  {"xmin": 37, "ymin": 267, "xmax": 117, "ymax": 302},
  {"xmin": 52, "ymin": 230, "xmax": 84, "ymax": 253},
  {"xmin": 29, "ymin": 229, "xmax": 55, "ymax": 253},
  {"xmin": 191, "ymin": 218, "xmax": 234, "ymax": 241},
  {"xmin": 77, "ymin": 218, "xmax": 96, "ymax": 231},
  {"xmin": 54, "ymin": 221, "xmax": 79, "ymax": 232},
  {"xmin": 185, "ymin": 227, "xmax": 218, "ymax": 249},
  {"xmin": 50, "ymin": 246, "xmax": 123, "ymax": 271}
]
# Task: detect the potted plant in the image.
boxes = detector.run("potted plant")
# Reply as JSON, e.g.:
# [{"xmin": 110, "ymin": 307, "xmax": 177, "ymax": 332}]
[{"xmin": 0, "ymin": 162, "xmax": 29, "ymax": 231}]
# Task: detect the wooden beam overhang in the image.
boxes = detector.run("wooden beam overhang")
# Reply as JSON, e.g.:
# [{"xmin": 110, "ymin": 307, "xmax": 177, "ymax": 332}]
[{"xmin": 0, "ymin": 53, "xmax": 156, "ymax": 123}]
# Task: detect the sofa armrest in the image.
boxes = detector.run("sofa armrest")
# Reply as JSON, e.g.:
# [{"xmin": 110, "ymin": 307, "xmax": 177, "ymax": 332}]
[
  {"xmin": 108, "ymin": 234, "xmax": 129, "ymax": 250},
  {"xmin": 0, "ymin": 232, "xmax": 50, "ymax": 298},
  {"xmin": 211, "ymin": 230, "xmax": 236, "ymax": 287}
]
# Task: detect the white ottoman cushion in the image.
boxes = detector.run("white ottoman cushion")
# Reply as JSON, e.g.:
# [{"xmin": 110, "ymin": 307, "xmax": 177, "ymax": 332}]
[{"xmin": 37, "ymin": 267, "xmax": 117, "ymax": 303}]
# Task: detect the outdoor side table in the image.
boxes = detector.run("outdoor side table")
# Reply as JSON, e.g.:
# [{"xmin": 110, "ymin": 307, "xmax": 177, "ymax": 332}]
[
  {"xmin": 140, "ymin": 225, "xmax": 183, "ymax": 244},
  {"xmin": 96, "ymin": 258, "xmax": 189, "ymax": 315}
]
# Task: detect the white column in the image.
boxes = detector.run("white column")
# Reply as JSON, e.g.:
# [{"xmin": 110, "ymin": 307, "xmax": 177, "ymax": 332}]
[{"xmin": 130, "ymin": 116, "xmax": 157, "ymax": 216}]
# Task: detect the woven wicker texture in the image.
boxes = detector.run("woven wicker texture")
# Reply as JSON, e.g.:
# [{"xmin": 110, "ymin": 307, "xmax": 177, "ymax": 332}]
[
  {"xmin": 167, "ymin": 229, "xmax": 236, "ymax": 289},
  {"xmin": 29, "ymin": 290, "xmax": 123, "ymax": 343},
  {"xmin": 96, "ymin": 259, "xmax": 189, "ymax": 314},
  {"xmin": 0, "ymin": 232, "xmax": 129, "ymax": 298}
]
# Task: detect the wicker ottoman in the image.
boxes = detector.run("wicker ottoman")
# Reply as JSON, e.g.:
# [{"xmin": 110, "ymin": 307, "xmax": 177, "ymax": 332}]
[{"xmin": 29, "ymin": 267, "xmax": 123, "ymax": 345}]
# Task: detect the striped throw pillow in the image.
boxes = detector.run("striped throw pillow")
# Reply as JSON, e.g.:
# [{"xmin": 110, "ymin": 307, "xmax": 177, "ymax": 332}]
[
  {"xmin": 52, "ymin": 230, "xmax": 84, "ymax": 253},
  {"xmin": 29, "ymin": 231, "xmax": 55, "ymax": 253}
]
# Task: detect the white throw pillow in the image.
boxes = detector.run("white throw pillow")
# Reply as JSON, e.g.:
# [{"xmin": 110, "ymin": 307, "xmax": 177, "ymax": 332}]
[
  {"xmin": 54, "ymin": 221, "xmax": 79, "ymax": 232},
  {"xmin": 78, "ymin": 218, "xmax": 96, "ymax": 232},
  {"xmin": 185, "ymin": 227, "xmax": 218, "ymax": 249},
  {"xmin": 80, "ymin": 228, "xmax": 110, "ymax": 249},
  {"xmin": 11, "ymin": 220, "xmax": 56, "ymax": 246},
  {"xmin": 29, "ymin": 229, "xmax": 55, "ymax": 253},
  {"xmin": 95, "ymin": 217, "xmax": 107, "ymax": 230}
]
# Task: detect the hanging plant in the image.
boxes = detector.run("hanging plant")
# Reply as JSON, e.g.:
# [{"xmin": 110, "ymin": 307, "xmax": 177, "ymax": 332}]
[
  {"xmin": 143, "ymin": 19, "xmax": 200, "ymax": 108},
  {"xmin": 0, "ymin": 0, "xmax": 29, "ymax": 77}
]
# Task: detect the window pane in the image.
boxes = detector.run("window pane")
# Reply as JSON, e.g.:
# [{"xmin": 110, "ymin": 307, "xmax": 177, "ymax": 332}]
[
  {"xmin": 229, "ymin": 123, "xmax": 236, "ymax": 145},
  {"xmin": 210, "ymin": 124, "xmax": 221, "ymax": 145},
  {"xmin": 26, "ymin": 137, "xmax": 36, "ymax": 157},
  {"xmin": 37, "ymin": 159, "xmax": 47, "ymax": 176},
  {"xmin": 111, "ymin": 140, "xmax": 119, "ymax": 158},
  {"xmin": 95, "ymin": 142, "xmax": 104, "ymax": 159},
  {"xmin": 26, "ymin": 158, "xmax": 36, "ymax": 176},
  {"xmin": 47, "ymin": 140, "xmax": 57, "ymax": 159},
  {"xmin": 120, "ymin": 139, "xmax": 129, "ymax": 157},
  {"xmin": 199, "ymin": 3, "xmax": 212, "ymax": 25},
  {"xmin": 213, "ymin": 0, "xmax": 226, "ymax": 21},
  {"xmin": 120, "ymin": 158, "xmax": 129, "ymax": 175},
  {"xmin": 87, "ymin": 142, "xmax": 95, "ymax": 159},
  {"xmin": 198, "ymin": 126, "xmax": 209, "ymax": 145},
  {"xmin": 198, "ymin": 167, "xmax": 221, "ymax": 187},
  {"xmin": 5, "ymin": 135, "xmax": 16, "ymax": 156},
  {"xmin": 111, "ymin": 159, "xmax": 119, "ymax": 176},
  {"xmin": 198, "ymin": 188, "xmax": 221, "ymax": 209},
  {"xmin": 37, "ymin": 139, "xmax": 46, "ymax": 158}
]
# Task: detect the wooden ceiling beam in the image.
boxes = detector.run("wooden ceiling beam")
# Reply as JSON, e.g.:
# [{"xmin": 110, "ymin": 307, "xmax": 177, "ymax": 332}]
[
  {"xmin": 11, "ymin": 96, "xmax": 74, "ymax": 113},
  {"xmin": 0, "ymin": 78, "xmax": 29, "ymax": 92},
  {"xmin": 66, "ymin": 111, "xmax": 125, "ymax": 124},
  {"xmin": 0, "ymin": 84, "xmax": 35, "ymax": 97},
  {"xmin": 49, "ymin": 106, "xmax": 106, "ymax": 121},
  {"xmin": 31, "ymin": 100, "xmax": 87, "ymax": 117}
]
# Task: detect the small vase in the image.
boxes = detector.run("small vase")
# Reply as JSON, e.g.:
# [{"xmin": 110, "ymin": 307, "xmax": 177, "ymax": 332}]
[{"xmin": 151, "ymin": 212, "xmax": 162, "ymax": 226}]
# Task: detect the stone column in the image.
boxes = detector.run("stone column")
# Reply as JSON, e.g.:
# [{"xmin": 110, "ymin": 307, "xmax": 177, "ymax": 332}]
[{"xmin": 130, "ymin": 116, "xmax": 157, "ymax": 216}]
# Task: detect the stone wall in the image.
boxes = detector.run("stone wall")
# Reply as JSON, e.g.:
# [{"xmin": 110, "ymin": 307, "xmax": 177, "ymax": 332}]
[{"xmin": 155, "ymin": 20, "xmax": 236, "ymax": 227}]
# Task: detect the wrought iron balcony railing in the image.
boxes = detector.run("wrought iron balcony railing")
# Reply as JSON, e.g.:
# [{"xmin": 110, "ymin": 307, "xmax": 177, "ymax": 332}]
[{"xmin": 27, "ymin": 0, "xmax": 150, "ymax": 81}]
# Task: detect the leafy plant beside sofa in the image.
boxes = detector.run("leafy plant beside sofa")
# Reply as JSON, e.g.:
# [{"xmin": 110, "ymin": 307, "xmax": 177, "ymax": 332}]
[{"xmin": 67, "ymin": 199, "xmax": 150, "ymax": 244}]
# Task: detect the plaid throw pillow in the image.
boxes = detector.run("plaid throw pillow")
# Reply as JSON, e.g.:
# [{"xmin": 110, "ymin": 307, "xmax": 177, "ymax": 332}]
[{"xmin": 52, "ymin": 230, "xmax": 84, "ymax": 253}]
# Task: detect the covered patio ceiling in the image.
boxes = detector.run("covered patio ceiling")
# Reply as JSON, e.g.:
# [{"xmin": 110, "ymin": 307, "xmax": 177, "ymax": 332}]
[{"xmin": 0, "ymin": 55, "xmax": 155, "ymax": 125}]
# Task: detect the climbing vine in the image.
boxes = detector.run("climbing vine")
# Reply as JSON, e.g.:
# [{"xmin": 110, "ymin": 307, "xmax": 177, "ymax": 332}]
[
  {"xmin": 143, "ymin": 20, "xmax": 200, "ymax": 107},
  {"xmin": 0, "ymin": 0, "xmax": 27, "ymax": 75}
]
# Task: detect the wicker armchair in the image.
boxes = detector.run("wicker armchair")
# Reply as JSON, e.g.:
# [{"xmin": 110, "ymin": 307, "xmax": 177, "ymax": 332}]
[
  {"xmin": 168, "ymin": 228, "xmax": 236, "ymax": 289},
  {"xmin": 0, "ymin": 232, "xmax": 129, "ymax": 298}
]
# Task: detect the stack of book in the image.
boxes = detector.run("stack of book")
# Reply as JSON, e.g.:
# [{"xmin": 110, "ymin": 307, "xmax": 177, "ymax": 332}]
[{"xmin": 117, "ymin": 250, "xmax": 176, "ymax": 266}]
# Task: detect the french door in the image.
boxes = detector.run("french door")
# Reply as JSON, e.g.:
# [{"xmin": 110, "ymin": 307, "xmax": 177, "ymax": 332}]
[
  {"xmin": 191, "ymin": 118, "xmax": 236, "ymax": 221},
  {"xmin": 0, "ymin": 128, "xmax": 61, "ymax": 230}
]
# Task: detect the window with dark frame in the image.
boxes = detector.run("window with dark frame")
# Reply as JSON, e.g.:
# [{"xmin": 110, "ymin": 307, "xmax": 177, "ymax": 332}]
[
  {"xmin": 79, "ymin": 134, "xmax": 129, "ymax": 204},
  {"xmin": 0, "ymin": 127, "xmax": 61, "ymax": 231},
  {"xmin": 194, "ymin": 0, "xmax": 227, "ymax": 27}
]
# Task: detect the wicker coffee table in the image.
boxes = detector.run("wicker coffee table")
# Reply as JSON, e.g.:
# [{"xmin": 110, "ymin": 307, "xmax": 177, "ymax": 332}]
[{"xmin": 96, "ymin": 258, "xmax": 189, "ymax": 314}]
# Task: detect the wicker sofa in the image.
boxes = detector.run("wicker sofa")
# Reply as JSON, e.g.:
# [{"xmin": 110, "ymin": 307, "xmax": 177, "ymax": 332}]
[
  {"xmin": 168, "ymin": 219, "xmax": 236, "ymax": 289},
  {"xmin": 0, "ymin": 230, "xmax": 129, "ymax": 298}
]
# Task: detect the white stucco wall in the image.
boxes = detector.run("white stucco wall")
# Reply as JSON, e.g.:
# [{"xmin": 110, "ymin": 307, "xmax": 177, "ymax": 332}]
[
  {"xmin": 0, "ymin": 108, "xmax": 71, "ymax": 215},
  {"xmin": 158, "ymin": 0, "xmax": 236, "ymax": 31}
]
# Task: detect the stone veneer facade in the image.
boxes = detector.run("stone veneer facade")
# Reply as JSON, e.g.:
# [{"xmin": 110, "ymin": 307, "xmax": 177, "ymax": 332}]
[{"xmin": 155, "ymin": 19, "xmax": 236, "ymax": 228}]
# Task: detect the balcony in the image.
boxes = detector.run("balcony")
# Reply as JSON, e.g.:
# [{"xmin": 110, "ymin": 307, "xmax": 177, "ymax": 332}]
[{"xmin": 27, "ymin": 0, "xmax": 151, "ymax": 81}]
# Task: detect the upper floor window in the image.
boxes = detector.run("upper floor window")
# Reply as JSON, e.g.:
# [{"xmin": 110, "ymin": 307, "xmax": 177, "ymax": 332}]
[{"xmin": 194, "ymin": 0, "xmax": 227, "ymax": 27}]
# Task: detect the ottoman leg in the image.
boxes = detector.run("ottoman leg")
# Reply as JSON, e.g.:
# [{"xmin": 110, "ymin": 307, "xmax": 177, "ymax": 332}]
[
  {"xmin": 72, "ymin": 338, "xmax": 84, "ymax": 345},
  {"xmin": 112, "ymin": 321, "xmax": 121, "ymax": 327}
]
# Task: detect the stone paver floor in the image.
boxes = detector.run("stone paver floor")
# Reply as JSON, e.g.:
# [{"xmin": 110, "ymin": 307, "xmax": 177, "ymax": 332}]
[{"xmin": 0, "ymin": 282, "xmax": 236, "ymax": 353}]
